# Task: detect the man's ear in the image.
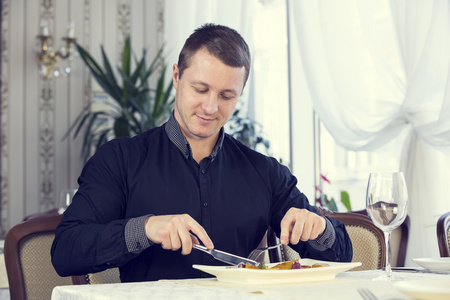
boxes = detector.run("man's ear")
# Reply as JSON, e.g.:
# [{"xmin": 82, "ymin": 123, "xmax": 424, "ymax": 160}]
[{"xmin": 172, "ymin": 64, "xmax": 179, "ymax": 89}]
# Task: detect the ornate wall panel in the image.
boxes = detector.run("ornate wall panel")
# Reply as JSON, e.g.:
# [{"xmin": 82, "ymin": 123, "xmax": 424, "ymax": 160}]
[
  {"xmin": 38, "ymin": 0, "xmax": 56, "ymax": 213},
  {"xmin": 0, "ymin": 0, "xmax": 9, "ymax": 237},
  {"xmin": 0, "ymin": 0, "xmax": 163, "ymax": 237}
]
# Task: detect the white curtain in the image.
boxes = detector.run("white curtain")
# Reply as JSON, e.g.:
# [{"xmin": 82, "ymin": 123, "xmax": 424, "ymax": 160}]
[{"xmin": 291, "ymin": 0, "xmax": 450, "ymax": 263}]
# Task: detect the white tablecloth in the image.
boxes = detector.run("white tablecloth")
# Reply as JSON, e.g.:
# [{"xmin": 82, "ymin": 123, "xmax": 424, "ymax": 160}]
[{"xmin": 51, "ymin": 270, "xmax": 450, "ymax": 300}]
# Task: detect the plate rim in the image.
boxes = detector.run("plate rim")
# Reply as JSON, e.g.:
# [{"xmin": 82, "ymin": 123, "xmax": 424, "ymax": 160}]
[
  {"xmin": 193, "ymin": 259, "xmax": 361, "ymax": 273},
  {"xmin": 412, "ymin": 257, "xmax": 450, "ymax": 271},
  {"xmin": 193, "ymin": 259, "xmax": 362, "ymax": 284}
]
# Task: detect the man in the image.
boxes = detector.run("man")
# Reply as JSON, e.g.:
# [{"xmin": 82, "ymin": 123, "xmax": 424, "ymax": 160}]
[{"xmin": 51, "ymin": 23, "xmax": 352, "ymax": 282}]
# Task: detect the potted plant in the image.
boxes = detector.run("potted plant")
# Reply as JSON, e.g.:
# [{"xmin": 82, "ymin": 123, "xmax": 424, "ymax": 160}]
[
  {"xmin": 68, "ymin": 35, "xmax": 174, "ymax": 161},
  {"xmin": 315, "ymin": 174, "xmax": 352, "ymax": 212},
  {"xmin": 226, "ymin": 102, "xmax": 270, "ymax": 154}
]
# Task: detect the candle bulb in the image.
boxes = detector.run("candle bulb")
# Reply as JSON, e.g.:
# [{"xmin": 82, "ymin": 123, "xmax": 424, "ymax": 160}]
[
  {"xmin": 40, "ymin": 19, "xmax": 49, "ymax": 36},
  {"xmin": 66, "ymin": 21, "xmax": 75, "ymax": 38}
]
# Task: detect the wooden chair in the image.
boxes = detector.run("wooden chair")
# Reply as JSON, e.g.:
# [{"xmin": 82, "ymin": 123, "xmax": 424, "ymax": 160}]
[
  {"xmin": 437, "ymin": 212, "xmax": 450, "ymax": 257},
  {"xmin": 267, "ymin": 207, "xmax": 410, "ymax": 271},
  {"xmin": 4, "ymin": 213, "xmax": 73, "ymax": 300},
  {"xmin": 4, "ymin": 209, "xmax": 121, "ymax": 299},
  {"xmin": 352, "ymin": 209, "xmax": 410, "ymax": 268},
  {"xmin": 71, "ymin": 268, "xmax": 121, "ymax": 285}
]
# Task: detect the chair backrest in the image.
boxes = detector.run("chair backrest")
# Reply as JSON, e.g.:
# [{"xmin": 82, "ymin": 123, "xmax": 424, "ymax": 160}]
[
  {"xmin": 313, "ymin": 208, "xmax": 386, "ymax": 271},
  {"xmin": 4, "ymin": 213, "xmax": 73, "ymax": 300},
  {"xmin": 72, "ymin": 268, "xmax": 121, "ymax": 285},
  {"xmin": 437, "ymin": 212, "xmax": 450, "ymax": 257},
  {"xmin": 267, "ymin": 207, "xmax": 409, "ymax": 271},
  {"xmin": 351, "ymin": 209, "xmax": 410, "ymax": 268}
]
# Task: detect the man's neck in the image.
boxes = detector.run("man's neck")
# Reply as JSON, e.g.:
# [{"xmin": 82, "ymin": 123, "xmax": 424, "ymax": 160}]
[{"xmin": 187, "ymin": 134, "xmax": 219, "ymax": 164}]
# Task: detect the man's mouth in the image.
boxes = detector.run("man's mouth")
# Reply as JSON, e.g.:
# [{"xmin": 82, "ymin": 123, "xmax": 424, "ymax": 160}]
[{"xmin": 196, "ymin": 114, "xmax": 215, "ymax": 123}]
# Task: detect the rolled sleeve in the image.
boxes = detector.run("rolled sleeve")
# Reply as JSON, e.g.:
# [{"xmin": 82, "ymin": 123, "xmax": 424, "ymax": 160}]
[
  {"xmin": 307, "ymin": 217, "xmax": 336, "ymax": 251},
  {"xmin": 124, "ymin": 215, "xmax": 153, "ymax": 253}
]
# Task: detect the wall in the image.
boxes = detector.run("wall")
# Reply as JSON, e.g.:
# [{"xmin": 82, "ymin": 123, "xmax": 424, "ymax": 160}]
[{"xmin": 0, "ymin": 0, "xmax": 164, "ymax": 237}]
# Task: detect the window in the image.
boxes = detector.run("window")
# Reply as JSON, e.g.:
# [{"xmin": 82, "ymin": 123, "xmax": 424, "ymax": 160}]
[
  {"xmin": 250, "ymin": 0, "xmax": 290, "ymax": 164},
  {"xmin": 251, "ymin": 0, "xmax": 401, "ymax": 210},
  {"xmin": 318, "ymin": 121, "xmax": 401, "ymax": 211}
]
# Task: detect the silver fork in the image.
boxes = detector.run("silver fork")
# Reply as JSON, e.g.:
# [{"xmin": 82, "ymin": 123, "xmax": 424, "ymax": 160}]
[
  {"xmin": 247, "ymin": 243, "xmax": 281, "ymax": 261},
  {"xmin": 357, "ymin": 288, "xmax": 378, "ymax": 300}
]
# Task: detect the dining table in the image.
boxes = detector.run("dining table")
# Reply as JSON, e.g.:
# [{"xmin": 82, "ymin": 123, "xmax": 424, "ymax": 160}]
[{"xmin": 51, "ymin": 268, "xmax": 450, "ymax": 300}]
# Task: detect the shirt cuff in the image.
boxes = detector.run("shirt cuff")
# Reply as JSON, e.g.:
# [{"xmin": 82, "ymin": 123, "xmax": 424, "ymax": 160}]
[
  {"xmin": 307, "ymin": 217, "xmax": 336, "ymax": 251},
  {"xmin": 124, "ymin": 215, "xmax": 153, "ymax": 253}
]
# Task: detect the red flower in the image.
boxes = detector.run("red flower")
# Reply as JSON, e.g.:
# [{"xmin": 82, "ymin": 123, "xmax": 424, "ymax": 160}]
[{"xmin": 320, "ymin": 174, "xmax": 331, "ymax": 184}]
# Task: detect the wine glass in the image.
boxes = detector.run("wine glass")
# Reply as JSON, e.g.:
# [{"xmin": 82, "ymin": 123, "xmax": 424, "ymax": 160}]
[
  {"xmin": 366, "ymin": 172, "xmax": 408, "ymax": 281},
  {"xmin": 58, "ymin": 189, "xmax": 78, "ymax": 214}
]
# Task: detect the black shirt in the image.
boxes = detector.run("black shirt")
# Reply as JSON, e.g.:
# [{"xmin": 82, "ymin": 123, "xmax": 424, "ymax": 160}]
[{"xmin": 51, "ymin": 114, "xmax": 352, "ymax": 282}]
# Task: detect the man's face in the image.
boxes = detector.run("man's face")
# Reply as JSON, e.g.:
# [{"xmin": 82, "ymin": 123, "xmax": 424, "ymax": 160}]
[{"xmin": 172, "ymin": 48, "xmax": 246, "ymax": 143}]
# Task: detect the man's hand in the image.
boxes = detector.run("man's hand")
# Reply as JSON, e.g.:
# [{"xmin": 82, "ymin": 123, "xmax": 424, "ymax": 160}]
[
  {"xmin": 145, "ymin": 214, "xmax": 214, "ymax": 255},
  {"xmin": 280, "ymin": 208, "xmax": 326, "ymax": 245}
]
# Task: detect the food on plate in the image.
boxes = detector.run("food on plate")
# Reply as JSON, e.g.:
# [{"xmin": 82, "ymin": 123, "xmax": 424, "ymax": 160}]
[{"xmin": 232, "ymin": 260, "xmax": 330, "ymax": 270}]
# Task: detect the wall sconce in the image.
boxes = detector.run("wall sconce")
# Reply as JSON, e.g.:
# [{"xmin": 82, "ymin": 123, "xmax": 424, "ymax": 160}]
[{"xmin": 36, "ymin": 19, "xmax": 77, "ymax": 80}]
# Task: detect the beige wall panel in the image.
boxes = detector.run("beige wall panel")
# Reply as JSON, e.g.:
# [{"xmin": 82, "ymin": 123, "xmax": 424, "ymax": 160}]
[
  {"xmin": 1, "ymin": 0, "xmax": 11, "ymax": 235},
  {"xmin": 67, "ymin": 0, "xmax": 88, "ymax": 186},
  {"xmin": 88, "ymin": 0, "xmax": 104, "ymax": 59},
  {"xmin": 53, "ymin": 0, "xmax": 71, "ymax": 209},
  {"xmin": 8, "ymin": 0, "xmax": 26, "ymax": 228},
  {"xmin": 130, "ymin": 0, "xmax": 144, "ymax": 59},
  {"xmin": 104, "ymin": 0, "xmax": 119, "ymax": 78},
  {"xmin": 145, "ymin": 0, "xmax": 161, "ymax": 57},
  {"xmin": 24, "ymin": 0, "xmax": 41, "ymax": 217}
]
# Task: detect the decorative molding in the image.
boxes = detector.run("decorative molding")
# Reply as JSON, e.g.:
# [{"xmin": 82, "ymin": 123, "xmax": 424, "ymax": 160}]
[
  {"xmin": 117, "ymin": 0, "xmax": 131, "ymax": 66},
  {"xmin": 118, "ymin": 0, "xmax": 131, "ymax": 37},
  {"xmin": 157, "ymin": 0, "xmax": 164, "ymax": 46},
  {"xmin": 39, "ymin": 0, "xmax": 56, "ymax": 211},
  {"xmin": 1, "ymin": 0, "xmax": 10, "ymax": 237},
  {"xmin": 83, "ymin": 0, "xmax": 91, "ymax": 108},
  {"xmin": 42, "ymin": 0, "xmax": 53, "ymax": 10},
  {"xmin": 83, "ymin": 0, "xmax": 91, "ymax": 49},
  {"xmin": 39, "ymin": 83, "xmax": 55, "ymax": 211},
  {"xmin": 41, "ymin": 0, "xmax": 54, "ymax": 20}
]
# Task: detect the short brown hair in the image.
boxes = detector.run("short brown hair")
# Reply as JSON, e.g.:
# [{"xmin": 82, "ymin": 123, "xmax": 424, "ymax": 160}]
[{"xmin": 177, "ymin": 23, "xmax": 251, "ymax": 87}]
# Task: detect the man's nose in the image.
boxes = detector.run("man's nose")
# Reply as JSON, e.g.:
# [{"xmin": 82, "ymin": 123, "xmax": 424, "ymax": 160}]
[{"xmin": 202, "ymin": 94, "xmax": 219, "ymax": 115}]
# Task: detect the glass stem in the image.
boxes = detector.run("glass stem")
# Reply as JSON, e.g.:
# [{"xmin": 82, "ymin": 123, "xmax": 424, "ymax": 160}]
[{"xmin": 384, "ymin": 231, "xmax": 392, "ymax": 278}]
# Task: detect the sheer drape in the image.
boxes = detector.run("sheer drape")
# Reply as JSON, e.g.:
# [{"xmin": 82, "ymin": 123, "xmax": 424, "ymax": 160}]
[
  {"xmin": 164, "ymin": 0, "xmax": 253, "ymax": 60},
  {"xmin": 291, "ymin": 0, "xmax": 450, "ymax": 262}
]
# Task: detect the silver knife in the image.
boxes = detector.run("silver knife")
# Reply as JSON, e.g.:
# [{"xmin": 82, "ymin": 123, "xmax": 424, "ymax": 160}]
[{"xmin": 193, "ymin": 244, "xmax": 260, "ymax": 267}]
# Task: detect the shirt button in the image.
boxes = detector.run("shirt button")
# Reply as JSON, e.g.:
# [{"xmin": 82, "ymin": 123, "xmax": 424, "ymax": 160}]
[
  {"xmin": 203, "ymin": 202, "xmax": 208, "ymax": 207},
  {"xmin": 201, "ymin": 169, "xmax": 206, "ymax": 174}
]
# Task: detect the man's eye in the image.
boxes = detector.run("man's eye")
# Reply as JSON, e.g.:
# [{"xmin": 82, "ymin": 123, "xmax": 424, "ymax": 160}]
[
  {"xmin": 194, "ymin": 88, "xmax": 208, "ymax": 94},
  {"xmin": 221, "ymin": 94, "xmax": 234, "ymax": 100}
]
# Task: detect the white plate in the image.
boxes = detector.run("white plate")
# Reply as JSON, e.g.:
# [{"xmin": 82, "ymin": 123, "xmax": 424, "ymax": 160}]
[
  {"xmin": 412, "ymin": 257, "xmax": 450, "ymax": 272},
  {"xmin": 193, "ymin": 259, "xmax": 361, "ymax": 284},
  {"xmin": 394, "ymin": 280, "xmax": 450, "ymax": 300}
]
